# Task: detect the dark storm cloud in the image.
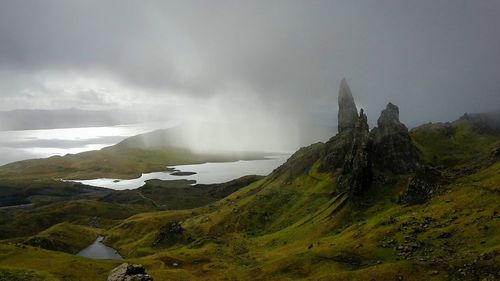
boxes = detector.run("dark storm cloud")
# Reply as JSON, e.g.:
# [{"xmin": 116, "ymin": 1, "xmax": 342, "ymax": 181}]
[{"xmin": 0, "ymin": 0, "xmax": 499, "ymax": 125}]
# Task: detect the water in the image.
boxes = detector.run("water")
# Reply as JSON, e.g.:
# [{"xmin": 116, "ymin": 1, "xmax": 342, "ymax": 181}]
[
  {"xmin": 0, "ymin": 122, "xmax": 176, "ymax": 165},
  {"xmin": 77, "ymin": 236, "xmax": 123, "ymax": 260},
  {"xmin": 70, "ymin": 154, "xmax": 290, "ymax": 190}
]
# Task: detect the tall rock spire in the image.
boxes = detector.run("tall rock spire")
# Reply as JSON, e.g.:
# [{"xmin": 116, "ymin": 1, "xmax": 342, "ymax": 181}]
[
  {"xmin": 338, "ymin": 78, "xmax": 358, "ymax": 133},
  {"xmin": 337, "ymin": 108, "xmax": 372, "ymax": 195}
]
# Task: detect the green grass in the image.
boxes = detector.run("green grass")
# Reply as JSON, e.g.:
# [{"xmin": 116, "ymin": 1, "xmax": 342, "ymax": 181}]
[
  {"xmin": 0, "ymin": 267, "xmax": 55, "ymax": 281},
  {"xmin": 0, "ymin": 244, "xmax": 119, "ymax": 281},
  {"xmin": 0, "ymin": 200, "xmax": 139, "ymax": 239},
  {"xmin": 0, "ymin": 118, "xmax": 498, "ymax": 280},
  {"xmin": 411, "ymin": 120, "xmax": 500, "ymax": 169},
  {"xmin": 0, "ymin": 147, "xmax": 268, "ymax": 181},
  {"xmin": 23, "ymin": 223, "xmax": 101, "ymax": 254}
]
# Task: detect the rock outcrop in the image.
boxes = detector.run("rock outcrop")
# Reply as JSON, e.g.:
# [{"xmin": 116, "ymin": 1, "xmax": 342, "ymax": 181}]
[
  {"xmin": 491, "ymin": 146, "xmax": 500, "ymax": 162},
  {"xmin": 107, "ymin": 263, "xmax": 153, "ymax": 281},
  {"xmin": 337, "ymin": 78, "xmax": 358, "ymax": 133},
  {"xmin": 153, "ymin": 221, "xmax": 184, "ymax": 247},
  {"xmin": 320, "ymin": 79, "xmax": 359, "ymax": 172},
  {"xmin": 336, "ymin": 109, "xmax": 372, "ymax": 195},
  {"xmin": 318, "ymin": 79, "xmax": 425, "ymax": 199},
  {"xmin": 399, "ymin": 166, "xmax": 441, "ymax": 204},
  {"xmin": 370, "ymin": 103, "xmax": 418, "ymax": 174},
  {"xmin": 321, "ymin": 80, "xmax": 421, "ymax": 198}
]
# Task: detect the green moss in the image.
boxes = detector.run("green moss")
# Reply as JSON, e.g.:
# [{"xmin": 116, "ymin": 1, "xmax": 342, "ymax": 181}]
[
  {"xmin": 23, "ymin": 223, "xmax": 101, "ymax": 254},
  {"xmin": 411, "ymin": 120, "xmax": 499, "ymax": 168},
  {"xmin": 0, "ymin": 267, "xmax": 55, "ymax": 281}
]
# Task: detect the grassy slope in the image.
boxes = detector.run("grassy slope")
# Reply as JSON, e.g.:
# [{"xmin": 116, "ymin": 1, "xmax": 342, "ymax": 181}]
[
  {"xmin": 22, "ymin": 223, "xmax": 101, "ymax": 254},
  {"xmin": 0, "ymin": 243, "xmax": 119, "ymax": 281},
  {"xmin": 0, "ymin": 200, "xmax": 139, "ymax": 239},
  {"xmin": 0, "ymin": 118, "xmax": 498, "ymax": 280},
  {"xmin": 0, "ymin": 146, "xmax": 266, "ymax": 181},
  {"xmin": 100, "ymin": 175, "xmax": 264, "ymax": 210}
]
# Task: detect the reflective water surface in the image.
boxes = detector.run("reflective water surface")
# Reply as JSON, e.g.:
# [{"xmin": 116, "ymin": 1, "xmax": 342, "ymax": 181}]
[
  {"xmin": 70, "ymin": 155, "xmax": 290, "ymax": 190},
  {"xmin": 77, "ymin": 236, "xmax": 123, "ymax": 260}
]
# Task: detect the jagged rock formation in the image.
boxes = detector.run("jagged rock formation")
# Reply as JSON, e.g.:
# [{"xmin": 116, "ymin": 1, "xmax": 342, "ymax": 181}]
[
  {"xmin": 107, "ymin": 263, "xmax": 153, "ymax": 281},
  {"xmin": 370, "ymin": 103, "xmax": 418, "ymax": 174},
  {"xmin": 321, "ymin": 80, "xmax": 419, "ymax": 197},
  {"xmin": 336, "ymin": 109, "xmax": 372, "ymax": 195},
  {"xmin": 337, "ymin": 78, "xmax": 358, "ymax": 133},
  {"xmin": 319, "ymin": 79, "xmax": 360, "ymax": 172}
]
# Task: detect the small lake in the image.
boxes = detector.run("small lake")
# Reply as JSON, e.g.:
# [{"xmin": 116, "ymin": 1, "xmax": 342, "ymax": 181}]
[
  {"xmin": 69, "ymin": 154, "xmax": 290, "ymax": 190},
  {"xmin": 77, "ymin": 236, "xmax": 123, "ymax": 260}
]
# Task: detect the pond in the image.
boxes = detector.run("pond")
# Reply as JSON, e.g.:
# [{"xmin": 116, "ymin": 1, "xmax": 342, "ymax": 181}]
[{"xmin": 77, "ymin": 236, "xmax": 123, "ymax": 260}]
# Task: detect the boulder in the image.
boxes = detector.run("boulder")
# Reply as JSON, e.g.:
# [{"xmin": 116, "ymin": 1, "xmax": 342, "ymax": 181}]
[{"xmin": 107, "ymin": 263, "xmax": 153, "ymax": 281}]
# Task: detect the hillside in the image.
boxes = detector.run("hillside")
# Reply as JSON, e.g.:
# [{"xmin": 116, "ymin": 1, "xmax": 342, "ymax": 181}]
[
  {"xmin": 0, "ymin": 125, "xmax": 271, "ymax": 209},
  {"xmin": 0, "ymin": 80, "xmax": 499, "ymax": 280}
]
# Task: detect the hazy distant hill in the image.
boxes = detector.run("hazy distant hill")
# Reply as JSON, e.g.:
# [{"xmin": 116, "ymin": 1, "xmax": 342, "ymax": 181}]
[
  {"xmin": 0, "ymin": 109, "xmax": 122, "ymax": 130},
  {"xmin": 0, "ymin": 109, "xmax": 162, "ymax": 131}
]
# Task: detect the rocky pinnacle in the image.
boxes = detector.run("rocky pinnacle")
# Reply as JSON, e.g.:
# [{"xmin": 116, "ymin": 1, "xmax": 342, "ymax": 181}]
[
  {"xmin": 337, "ymin": 78, "xmax": 358, "ymax": 133},
  {"xmin": 370, "ymin": 103, "xmax": 418, "ymax": 174}
]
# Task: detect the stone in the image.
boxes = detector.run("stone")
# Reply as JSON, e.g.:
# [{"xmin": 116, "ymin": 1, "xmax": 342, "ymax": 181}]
[
  {"xmin": 370, "ymin": 103, "xmax": 418, "ymax": 174},
  {"xmin": 491, "ymin": 146, "xmax": 500, "ymax": 162},
  {"xmin": 336, "ymin": 109, "xmax": 372, "ymax": 196},
  {"xmin": 399, "ymin": 165, "xmax": 441, "ymax": 204},
  {"xmin": 153, "ymin": 221, "xmax": 184, "ymax": 246},
  {"xmin": 107, "ymin": 263, "xmax": 153, "ymax": 281},
  {"xmin": 436, "ymin": 231, "xmax": 452, "ymax": 239},
  {"xmin": 337, "ymin": 78, "xmax": 358, "ymax": 133}
]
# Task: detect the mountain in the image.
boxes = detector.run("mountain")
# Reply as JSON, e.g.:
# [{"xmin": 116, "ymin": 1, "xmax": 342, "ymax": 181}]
[
  {"xmin": 0, "ymin": 108, "xmax": 176, "ymax": 131},
  {"xmin": 0, "ymin": 80, "xmax": 499, "ymax": 280},
  {"xmin": 0, "ymin": 109, "xmax": 119, "ymax": 130}
]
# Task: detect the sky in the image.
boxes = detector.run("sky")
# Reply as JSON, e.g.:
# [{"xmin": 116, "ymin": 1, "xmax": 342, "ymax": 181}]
[{"xmin": 0, "ymin": 0, "xmax": 499, "ymax": 131}]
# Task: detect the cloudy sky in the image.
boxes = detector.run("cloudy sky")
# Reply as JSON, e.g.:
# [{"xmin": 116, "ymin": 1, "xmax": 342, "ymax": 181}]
[{"xmin": 1, "ymin": 0, "xmax": 499, "ymax": 128}]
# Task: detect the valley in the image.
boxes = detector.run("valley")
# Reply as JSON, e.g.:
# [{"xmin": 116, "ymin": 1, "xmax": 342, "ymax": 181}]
[{"xmin": 0, "ymin": 81, "xmax": 498, "ymax": 280}]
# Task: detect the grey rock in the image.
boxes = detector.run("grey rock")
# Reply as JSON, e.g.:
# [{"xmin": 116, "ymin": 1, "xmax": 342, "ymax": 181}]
[
  {"xmin": 491, "ymin": 146, "xmax": 500, "ymax": 161},
  {"xmin": 370, "ymin": 103, "xmax": 418, "ymax": 174},
  {"xmin": 153, "ymin": 221, "xmax": 184, "ymax": 246},
  {"xmin": 337, "ymin": 78, "xmax": 358, "ymax": 133},
  {"xmin": 107, "ymin": 263, "xmax": 153, "ymax": 281},
  {"xmin": 399, "ymin": 166, "xmax": 441, "ymax": 204},
  {"xmin": 336, "ymin": 109, "xmax": 372, "ymax": 196}
]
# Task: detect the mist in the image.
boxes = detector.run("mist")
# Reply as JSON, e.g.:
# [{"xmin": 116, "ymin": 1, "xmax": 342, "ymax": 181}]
[{"xmin": 1, "ymin": 1, "xmax": 500, "ymax": 154}]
